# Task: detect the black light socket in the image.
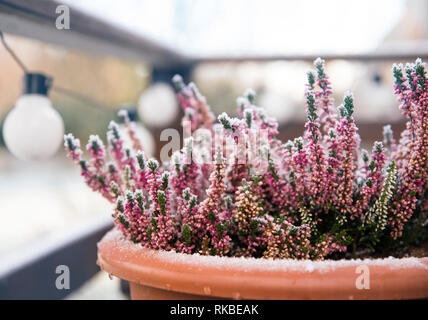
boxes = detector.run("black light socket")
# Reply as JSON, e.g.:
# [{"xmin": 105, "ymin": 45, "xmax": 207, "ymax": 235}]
[
  {"xmin": 118, "ymin": 104, "xmax": 139, "ymax": 122},
  {"xmin": 22, "ymin": 73, "xmax": 52, "ymax": 95}
]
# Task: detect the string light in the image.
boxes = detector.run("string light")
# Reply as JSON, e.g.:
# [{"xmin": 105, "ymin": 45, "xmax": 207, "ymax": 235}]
[
  {"xmin": 1, "ymin": 31, "xmax": 64, "ymax": 161},
  {"xmin": 3, "ymin": 72, "xmax": 64, "ymax": 161},
  {"xmin": 0, "ymin": 30, "xmax": 146, "ymax": 161},
  {"xmin": 137, "ymin": 82, "xmax": 178, "ymax": 127}
]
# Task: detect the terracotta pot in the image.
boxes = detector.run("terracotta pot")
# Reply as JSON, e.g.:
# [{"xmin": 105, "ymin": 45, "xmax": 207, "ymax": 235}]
[{"xmin": 97, "ymin": 229, "xmax": 428, "ymax": 300}]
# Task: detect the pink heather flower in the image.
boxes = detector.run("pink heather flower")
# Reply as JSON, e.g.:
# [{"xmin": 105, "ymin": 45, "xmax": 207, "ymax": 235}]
[
  {"xmin": 65, "ymin": 58, "xmax": 428, "ymax": 260},
  {"xmin": 313, "ymin": 58, "xmax": 336, "ymax": 135},
  {"xmin": 173, "ymin": 75, "xmax": 215, "ymax": 135},
  {"xmin": 352, "ymin": 142, "xmax": 386, "ymax": 219},
  {"xmin": 64, "ymin": 133, "xmax": 82, "ymax": 163},
  {"xmin": 86, "ymin": 135, "xmax": 106, "ymax": 174},
  {"xmin": 334, "ymin": 92, "xmax": 360, "ymax": 224},
  {"xmin": 107, "ymin": 121, "xmax": 127, "ymax": 171},
  {"xmin": 117, "ymin": 109, "xmax": 144, "ymax": 152},
  {"xmin": 304, "ymin": 84, "xmax": 328, "ymax": 212},
  {"xmin": 388, "ymin": 61, "xmax": 427, "ymax": 238}
]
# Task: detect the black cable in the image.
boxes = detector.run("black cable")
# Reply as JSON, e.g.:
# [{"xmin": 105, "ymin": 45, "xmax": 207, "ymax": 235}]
[
  {"xmin": 51, "ymin": 85, "xmax": 110, "ymax": 111},
  {"xmin": 0, "ymin": 30, "xmax": 29, "ymax": 73},
  {"xmin": 0, "ymin": 29, "xmax": 111, "ymax": 112}
]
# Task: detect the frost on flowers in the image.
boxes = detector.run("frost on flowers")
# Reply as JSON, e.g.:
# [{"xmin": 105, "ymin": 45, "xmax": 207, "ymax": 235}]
[{"xmin": 65, "ymin": 58, "xmax": 427, "ymax": 260}]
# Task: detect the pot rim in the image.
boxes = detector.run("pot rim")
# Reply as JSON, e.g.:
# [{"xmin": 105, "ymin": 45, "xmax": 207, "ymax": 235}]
[{"xmin": 97, "ymin": 228, "xmax": 428, "ymax": 299}]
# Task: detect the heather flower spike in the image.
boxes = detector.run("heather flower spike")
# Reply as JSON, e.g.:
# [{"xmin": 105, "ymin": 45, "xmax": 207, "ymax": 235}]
[{"xmin": 66, "ymin": 58, "xmax": 427, "ymax": 260}]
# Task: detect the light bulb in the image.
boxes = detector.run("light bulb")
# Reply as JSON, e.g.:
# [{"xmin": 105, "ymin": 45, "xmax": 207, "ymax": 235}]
[
  {"xmin": 2, "ymin": 73, "xmax": 64, "ymax": 161},
  {"xmin": 119, "ymin": 123, "xmax": 155, "ymax": 157},
  {"xmin": 137, "ymin": 83, "xmax": 178, "ymax": 127},
  {"xmin": 258, "ymin": 90, "xmax": 294, "ymax": 124}
]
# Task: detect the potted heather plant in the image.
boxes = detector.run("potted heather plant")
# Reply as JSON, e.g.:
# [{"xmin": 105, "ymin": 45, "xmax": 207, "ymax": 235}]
[{"xmin": 65, "ymin": 58, "xmax": 428, "ymax": 300}]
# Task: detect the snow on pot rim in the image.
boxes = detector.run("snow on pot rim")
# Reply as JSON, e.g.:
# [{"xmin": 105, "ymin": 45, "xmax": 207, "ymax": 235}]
[{"xmin": 97, "ymin": 228, "xmax": 428, "ymax": 300}]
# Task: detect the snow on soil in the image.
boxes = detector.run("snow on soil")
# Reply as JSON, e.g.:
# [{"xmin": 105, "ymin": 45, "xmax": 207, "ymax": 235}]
[{"xmin": 100, "ymin": 228, "xmax": 428, "ymax": 273}]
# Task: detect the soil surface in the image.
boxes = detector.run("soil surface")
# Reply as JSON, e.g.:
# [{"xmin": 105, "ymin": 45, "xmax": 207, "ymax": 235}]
[{"xmin": 407, "ymin": 242, "xmax": 428, "ymax": 258}]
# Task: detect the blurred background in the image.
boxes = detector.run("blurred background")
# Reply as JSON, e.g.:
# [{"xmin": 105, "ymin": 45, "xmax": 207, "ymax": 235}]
[{"xmin": 0, "ymin": 0, "xmax": 427, "ymax": 299}]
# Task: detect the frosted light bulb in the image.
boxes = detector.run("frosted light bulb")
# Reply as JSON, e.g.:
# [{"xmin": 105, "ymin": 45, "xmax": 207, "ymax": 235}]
[
  {"xmin": 137, "ymin": 83, "xmax": 178, "ymax": 127},
  {"xmin": 2, "ymin": 73, "xmax": 64, "ymax": 161}
]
